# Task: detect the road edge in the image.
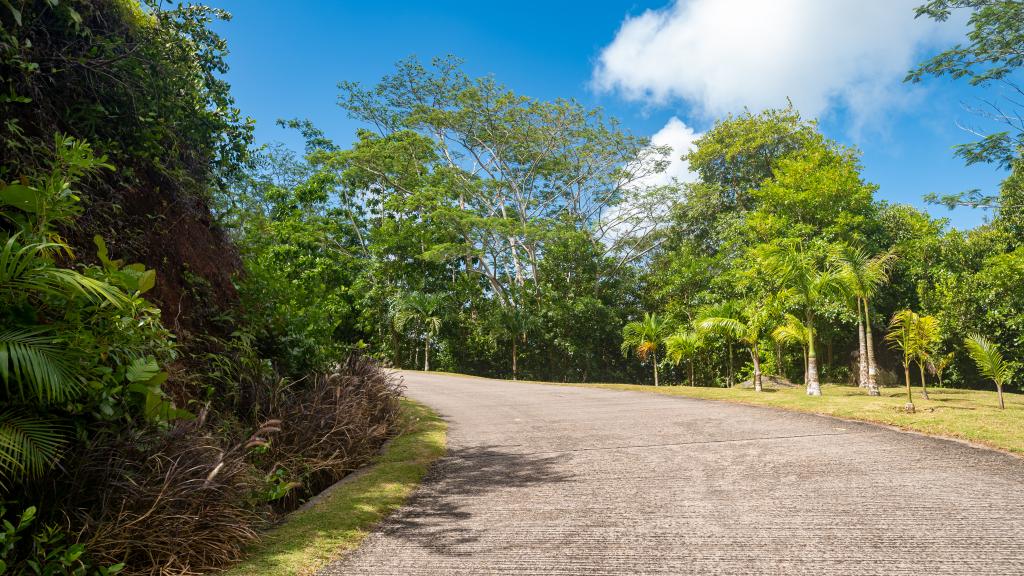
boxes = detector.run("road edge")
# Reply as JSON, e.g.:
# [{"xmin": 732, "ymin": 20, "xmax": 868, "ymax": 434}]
[{"xmin": 221, "ymin": 398, "xmax": 447, "ymax": 576}]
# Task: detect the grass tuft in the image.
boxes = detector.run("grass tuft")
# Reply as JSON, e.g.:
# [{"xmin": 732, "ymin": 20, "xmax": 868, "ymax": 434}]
[{"xmin": 222, "ymin": 399, "xmax": 446, "ymax": 576}]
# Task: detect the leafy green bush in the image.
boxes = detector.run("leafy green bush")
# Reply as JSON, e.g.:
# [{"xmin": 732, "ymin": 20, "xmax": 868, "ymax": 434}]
[
  {"xmin": 0, "ymin": 506, "xmax": 123, "ymax": 576},
  {"xmin": 0, "ymin": 136, "xmax": 180, "ymax": 490}
]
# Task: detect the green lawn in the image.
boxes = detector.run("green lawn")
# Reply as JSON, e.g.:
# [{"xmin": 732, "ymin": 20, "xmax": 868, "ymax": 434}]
[
  {"xmin": 560, "ymin": 381, "xmax": 1024, "ymax": 455},
  {"xmin": 223, "ymin": 399, "xmax": 447, "ymax": 576}
]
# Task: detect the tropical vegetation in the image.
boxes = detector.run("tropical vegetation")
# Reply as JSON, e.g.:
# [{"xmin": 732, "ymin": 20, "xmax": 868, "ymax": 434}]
[{"xmin": 0, "ymin": 0, "xmax": 1021, "ymax": 574}]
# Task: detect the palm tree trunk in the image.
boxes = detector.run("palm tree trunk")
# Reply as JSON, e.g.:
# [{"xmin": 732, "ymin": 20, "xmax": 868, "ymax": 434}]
[
  {"xmin": 857, "ymin": 298, "xmax": 869, "ymax": 389},
  {"xmin": 653, "ymin": 350, "xmax": 659, "ymax": 387},
  {"xmin": 512, "ymin": 339, "xmax": 518, "ymax": 380},
  {"xmin": 903, "ymin": 361, "xmax": 914, "ymax": 412},
  {"xmin": 424, "ymin": 338, "xmax": 430, "ymax": 372},
  {"xmin": 801, "ymin": 346, "xmax": 808, "ymax": 384},
  {"xmin": 689, "ymin": 360, "xmax": 694, "ymax": 387},
  {"xmin": 918, "ymin": 362, "xmax": 929, "ymax": 400},
  {"xmin": 864, "ymin": 297, "xmax": 880, "ymax": 396},
  {"xmin": 806, "ymin": 317, "xmax": 821, "ymax": 396},
  {"xmin": 997, "ymin": 382, "xmax": 1005, "ymax": 409},
  {"xmin": 750, "ymin": 345, "xmax": 762, "ymax": 392},
  {"xmin": 727, "ymin": 343, "xmax": 734, "ymax": 387}
]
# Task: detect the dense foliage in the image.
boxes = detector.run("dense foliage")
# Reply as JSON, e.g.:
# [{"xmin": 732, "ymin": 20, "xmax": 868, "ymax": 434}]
[
  {"xmin": 1, "ymin": 3, "xmax": 402, "ymax": 575},
  {"xmin": 1, "ymin": 0, "xmax": 1021, "ymax": 573}
]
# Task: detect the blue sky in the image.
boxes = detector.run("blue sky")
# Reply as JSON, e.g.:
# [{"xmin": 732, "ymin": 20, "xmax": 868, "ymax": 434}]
[{"xmin": 210, "ymin": 0, "xmax": 1011, "ymax": 229}]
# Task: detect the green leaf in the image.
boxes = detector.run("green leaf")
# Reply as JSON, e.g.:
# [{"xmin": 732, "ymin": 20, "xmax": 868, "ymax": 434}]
[
  {"xmin": 137, "ymin": 269, "xmax": 156, "ymax": 294},
  {"xmin": 0, "ymin": 184, "xmax": 41, "ymax": 213},
  {"xmin": 93, "ymin": 235, "xmax": 123, "ymax": 271},
  {"xmin": 2, "ymin": 0, "xmax": 21, "ymax": 26},
  {"xmin": 125, "ymin": 357, "xmax": 160, "ymax": 383}
]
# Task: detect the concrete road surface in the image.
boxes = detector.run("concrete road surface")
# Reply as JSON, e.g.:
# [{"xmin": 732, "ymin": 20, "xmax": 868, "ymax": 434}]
[{"xmin": 320, "ymin": 371, "xmax": 1024, "ymax": 575}]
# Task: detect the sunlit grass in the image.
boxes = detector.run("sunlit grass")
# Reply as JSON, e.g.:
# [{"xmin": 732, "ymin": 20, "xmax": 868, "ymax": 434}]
[
  {"xmin": 563, "ymin": 381, "xmax": 1024, "ymax": 455},
  {"xmin": 223, "ymin": 399, "xmax": 447, "ymax": 576}
]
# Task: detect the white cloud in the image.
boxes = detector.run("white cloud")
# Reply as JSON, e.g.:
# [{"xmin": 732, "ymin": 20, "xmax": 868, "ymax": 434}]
[
  {"xmin": 640, "ymin": 116, "xmax": 700, "ymax": 187},
  {"xmin": 593, "ymin": 0, "xmax": 964, "ymax": 128},
  {"xmin": 599, "ymin": 117, "xmax": 700, "ymax": 250}
]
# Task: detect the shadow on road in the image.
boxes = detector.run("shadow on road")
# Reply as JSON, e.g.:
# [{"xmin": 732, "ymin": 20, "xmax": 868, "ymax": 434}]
[{"xmin": 376, "ymin": 445, "xmax": 573, "ymax": 556}]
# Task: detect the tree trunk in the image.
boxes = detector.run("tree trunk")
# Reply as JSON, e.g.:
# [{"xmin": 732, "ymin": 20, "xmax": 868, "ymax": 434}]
[
  {"xmin": 857, "ymin": 298, "xmax": 869, "ymax": 389},
  {"xmin": 864, "ymin": 297, "xmax": 880, "ymax": 396},
  {"xmin": 903, "ymin": 361, "xmax": 914, "ymax": 410},
  {"xmin": 727, "ymin": 343, "xmax": 734, "ymax": 387},
  {"xmin": 918, "ymin": 362, "xmax": 929, "ymax": 400},
  {"xmin": 424, "ymin": 338, "xmax": 430, "ymax": 372},
  {"xmin": 750, "ymin": 346, "xmax": 762, "ymax": 392},
  {"xmin": 997, "ymin": 383, "xmax": 1005, "ymax": 409},
  {"xmin": 653, "ymin": 350, "xmax": 659, "ymax": 387},
  {"xmin": 689, "ymin": 360, "xmax": 694, "ymax": 387},
  {"xmin": 512, "ymin": 339, "xmax": 518, "ymax": 380},
  {"xmin": 806, "ymin": 317, "xmax": 821, "ymax": 396},
  {"xmin": 802, "ymin": 346, "xmax": 808, "ymax": 384}
]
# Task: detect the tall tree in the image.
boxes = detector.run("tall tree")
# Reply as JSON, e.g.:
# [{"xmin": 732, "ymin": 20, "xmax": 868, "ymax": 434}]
[
  {"xmin": 838, "ymin": 245, "xmax": 897, "ymax": 396},
  {"xmin": 908, "ymin": 0, "xmax": 1024, "ymax": 174},
  {"xmin": 762, "ymin": 243, "xmax": 846, "ymax": 396}
]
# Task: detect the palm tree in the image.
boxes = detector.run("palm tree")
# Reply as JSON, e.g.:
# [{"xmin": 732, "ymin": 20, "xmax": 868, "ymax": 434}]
[
  {"xmin": 885, "ymin": 309, "xmax": 924, "ymax": 412},
  {"xmin": 772, "ymin": 313, "xmax": 811, "ymax": 384},
  {"xmin": 914, "ymin": 315, "xmax": 941, "ymax": 400},
  {"xmin": 697, "ymin": 305, "xmax": 770, "ymax": 392},
  {"xmin": 0, "ymin": 236, "xmax": 131, "ymax": 489},
  {"xmin": 928, "ymin": 351, "xmax": 955, "ymax": 388},
  {"xmin": 392, "ymin": 292, "xmax": 443, "ymax": 372},
  {"xmin": 837, "ymin": 245, "xmax": 896, "ymax": 397},
  {"xmin": 665, "ymin": 330, "xmax": 702, "ymax": 387},
  {"xmin": 769, "ymin": 243, "xmax": 847, "ymax": 396},
  {"xmin": 621, "ymin": 313, "xmax": 670, "ymax": 386},
  {"xmin": 965, "ymin": 334, "xmax": 1015, "ymax": 409}
]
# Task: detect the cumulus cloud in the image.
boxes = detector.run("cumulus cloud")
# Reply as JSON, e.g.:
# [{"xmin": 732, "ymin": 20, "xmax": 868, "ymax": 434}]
[
  {"xmin": 593, "ymin": 0, "xmax": 964, "ymax": 127},
  {"xmin": 639, "ymin": 116, "xmax": 701, "ymax": 187}
]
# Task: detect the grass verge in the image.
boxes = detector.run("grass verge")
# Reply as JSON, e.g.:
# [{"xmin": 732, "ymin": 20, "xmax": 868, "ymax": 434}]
[
  {"xmin": 223, "ymin": 398, "xmax": 446, "ymax": 576},
  {"xmin": 558, "ymin": 382, "xmax": 1024, "ymax": 455}
]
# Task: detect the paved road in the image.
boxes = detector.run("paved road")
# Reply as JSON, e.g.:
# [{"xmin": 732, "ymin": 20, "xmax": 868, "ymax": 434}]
[{"xmin": 321, "ymin": 372, "xmax": 1024, "ymax": 575}]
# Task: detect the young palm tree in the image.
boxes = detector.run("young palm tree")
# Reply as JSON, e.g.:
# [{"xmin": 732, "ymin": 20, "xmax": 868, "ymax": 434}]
[
  {"xmin": 770, "ymin": 244, "xmax": 847, "ymax": 396},
  {"xmin": 915, "ymin": 315, "xmax": 941, "ymax": 400},
  {"xmin": 665, "ymin": 330, "xmax": 702, "ymax": 387},
  {"xmin": 621, "ymin": 313, "xmax": 670, "ymax": 386},
  {"xmin": 698, "ymin": 306, "xmax": 770, "ymax": 392},
  {"xmin": 772, "ymin": 313, "xmax": 811, "ymax": 384},
  {"xmin": 965, "ymin": 334, "xmax": 1016, "ymax": 409},
  {"xmin": 838, "ymin": 245, "xmax": 896, "ymax": 397},
  {"xmin": 392, "ymin": 292, "xmax": 443, "ymax": 372},
  {"xmin": 927, "ymin": 351, "xmax": 955, "ymax": 388},
  {"xmin": 885, "ymin": 309, "xmax": 924, "ymax": 412},
  {"xmin": 0, "ymin": 236, "xmax": 131, "ymax": 488}
]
